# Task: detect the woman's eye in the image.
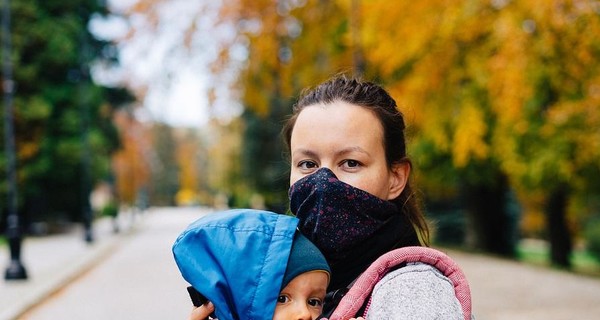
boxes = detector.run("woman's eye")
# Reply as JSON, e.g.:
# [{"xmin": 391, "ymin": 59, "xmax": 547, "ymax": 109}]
[
  {"xmin": 277, "ymin": 295, "xmax": 290, "ymax": 304},
  {"xmin": 342, "ymin": 160, "xmax": 361, "ymax": 168},
  {"xmin": 298, "ymin": 160, "xmax": 318, "ymax": 170},
  {"xmin": 307, "ymin": 298, "xmax": 323, "ymax": 307}
]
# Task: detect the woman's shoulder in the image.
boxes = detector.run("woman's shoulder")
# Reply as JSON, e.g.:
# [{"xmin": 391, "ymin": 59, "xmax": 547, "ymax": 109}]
[
  {"xmin": 379, "ymin": 261, "xmax": 454, "ymax": 285},
  {"xmin": 367, "ymin": 262, "xmax": 463, "ymax": 319}
]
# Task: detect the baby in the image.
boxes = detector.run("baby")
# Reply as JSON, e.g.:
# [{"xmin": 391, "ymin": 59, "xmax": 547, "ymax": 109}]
[{"xmin": 173, "ymin": 209, "xmax": 331, "ymax": 320}]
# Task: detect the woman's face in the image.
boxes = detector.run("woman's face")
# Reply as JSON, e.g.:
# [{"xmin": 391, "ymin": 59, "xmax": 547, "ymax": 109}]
[{"xmin": 289, "ymin": 101, "xmax": 408, "ymax": 200}]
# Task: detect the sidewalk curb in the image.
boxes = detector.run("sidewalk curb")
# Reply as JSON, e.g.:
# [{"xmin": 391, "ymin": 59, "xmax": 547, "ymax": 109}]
[
  {"xmin": 2, "ymin": 239, "xmax": 119, "ymax": 320},
  {"xmin": 0, "ymin": 215, "xmax": 140, "ymax": 320}
]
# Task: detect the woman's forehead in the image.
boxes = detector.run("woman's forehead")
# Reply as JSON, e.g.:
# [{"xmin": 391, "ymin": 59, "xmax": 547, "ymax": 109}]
[
  {"xmin": 294, "ymin": 101, "xmax": 381, "ymax": 127},
  {"xmin": 291, "ymin": 102, "xmax": 385, "ymax": 152}
]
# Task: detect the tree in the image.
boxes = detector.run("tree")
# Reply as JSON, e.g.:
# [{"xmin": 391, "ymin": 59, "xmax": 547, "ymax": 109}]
[
  {"xmin": 175, "ymin": 128, "xmax": 203, "ymax": 206},
  {"xmin": 110, "ymin": 1, "xmax": 600, "ymax": 267},
  {"xmin": 359, "ymin": 0, "xmax": 600, "ymax": 265},
  {"xmin": 487, "ymin": 0, "xmax": 600, "ymax": 267},
  {"xmin": 148, "ymin": 123, "xmax": 179, "ymax": 206},
  {"xmin": 111, "ymin": 107, "xmax": 151, "ymax": 207},
  {"xmin": 215, "ymin": 0, "xmax": 356, "ymax": 208},
  {"xmin": 1, "ymin": 0, "xmax": 124, "ymax": 231},
  {"xmin": 203, "ymin": 118, "xmax": 245, "ymax": 207},
  {"xmin": 121, "ymin": 0, "xmax": 358, "ymax": 208},
  {"xmin": 351, "ymin": 0, "xmax": 515, "ymax": 255}
]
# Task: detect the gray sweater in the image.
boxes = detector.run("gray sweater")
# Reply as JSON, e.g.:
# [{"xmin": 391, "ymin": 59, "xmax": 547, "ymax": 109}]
[{"xmin": 365, "ymin": 262, "xmax": 464, "ymax": 319}]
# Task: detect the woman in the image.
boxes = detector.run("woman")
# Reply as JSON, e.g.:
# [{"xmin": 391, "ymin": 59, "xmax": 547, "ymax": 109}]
[{"xmin": 190, "ymin": 75, "xmax": 466, "ymax": 319}]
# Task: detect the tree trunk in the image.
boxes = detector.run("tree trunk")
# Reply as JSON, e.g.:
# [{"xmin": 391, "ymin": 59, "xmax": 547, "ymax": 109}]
[
  {"xmin": 545, "ymin": 184, "xmax": 572, "ymax": 268},
  {"xmin": 462, "ymin": 173, "xmax": 516, "ymax": 257}
]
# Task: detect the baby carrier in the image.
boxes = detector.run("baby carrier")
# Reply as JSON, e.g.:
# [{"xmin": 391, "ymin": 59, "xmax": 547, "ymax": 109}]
[{"xmin": 323, "ymin": 246, "xmax": 472, "ymax": 320}]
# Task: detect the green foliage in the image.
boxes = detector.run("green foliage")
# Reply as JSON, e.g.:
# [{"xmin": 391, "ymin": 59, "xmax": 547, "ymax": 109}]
[
  {"xmin": 585, "ymin": 219, "xmax": 600, "ymax": 261},
  {"xmin": 16, "ymin": 96, "xmax": 52, "ymax": 120},
  {"xmin": 517, "ymin": 239, "xmax": 600, "ymax": 277},
  {"xmin": 0, "ymin": 0, "xmax": 126, "ymax": 225},
  {"xmin": 101, "ymin": 202, "xmax": 119, "ymax": 218},
  {"xmin": 240, "ymin": 108, "xmax": 290, "ymax": 210}
]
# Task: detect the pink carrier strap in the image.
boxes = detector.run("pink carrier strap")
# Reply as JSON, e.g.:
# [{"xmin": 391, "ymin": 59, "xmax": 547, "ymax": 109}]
[{"xmin": 328, "ymin": 246, "xmax": 472, "ymax": 320}]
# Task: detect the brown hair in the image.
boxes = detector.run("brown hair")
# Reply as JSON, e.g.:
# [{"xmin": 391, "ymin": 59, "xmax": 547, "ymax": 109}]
[{"xmin": 282, "ymin": 74, "xmax": 430, "ymax": 245}]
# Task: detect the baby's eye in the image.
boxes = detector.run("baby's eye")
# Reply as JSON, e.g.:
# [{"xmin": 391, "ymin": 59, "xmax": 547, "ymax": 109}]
[
  {"xmin": 307, "ymin": 298, "xmax": 323, "ymax": 307},
  {"xmin": 277, "ymin": 295, "xmax": 290, "ymax": 304}
]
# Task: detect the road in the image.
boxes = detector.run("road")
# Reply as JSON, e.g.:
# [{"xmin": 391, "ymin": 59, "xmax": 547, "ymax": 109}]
[
  {"xmin": 16, "ymin": 207, "xmax": 600, "ymax": 320},
  {"xmin": 18, "ymin": 207, "xmax": 205, "ymax": 320}
]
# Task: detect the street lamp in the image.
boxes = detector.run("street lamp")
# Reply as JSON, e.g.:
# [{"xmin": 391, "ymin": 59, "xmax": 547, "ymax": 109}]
[
  {"xmin": 3, "ymin": 0, "xmax": 27, "ymax": 280},
  {"xmin": 80, "ymin": 75, "xmax": 93, "ymax": 244},
  {"xmin": 78, "ymin": 6, "xmax": 93, "ymax": 244}
]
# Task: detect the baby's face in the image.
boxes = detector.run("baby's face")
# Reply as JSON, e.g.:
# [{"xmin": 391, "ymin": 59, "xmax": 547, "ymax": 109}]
[{"xmin": 273, "ymin": 271, "xmax": 329, "ymax": 320}]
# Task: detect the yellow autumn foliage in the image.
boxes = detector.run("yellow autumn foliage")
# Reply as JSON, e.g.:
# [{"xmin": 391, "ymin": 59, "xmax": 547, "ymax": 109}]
[
  {"xmin": 121, "ymin": 0, "xmax": 600, "ymax": 208},
  {"xmin": 111, "ymin": 110, "xmax": 152, "ymax": 205},
  {"xmin": 452, "ymin": 103, "xmax": 489, "ymax": 167}
]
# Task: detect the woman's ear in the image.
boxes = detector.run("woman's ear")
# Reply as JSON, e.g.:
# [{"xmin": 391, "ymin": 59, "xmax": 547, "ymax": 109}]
[{"xmin": 388, "ymin": 161, "xmax": 410, "ymax": 200}]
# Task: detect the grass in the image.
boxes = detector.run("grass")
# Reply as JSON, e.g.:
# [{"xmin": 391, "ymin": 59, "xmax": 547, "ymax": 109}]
[{"xmin": 517, "ymin": 239, "xmax": 600, "ymax": 277}]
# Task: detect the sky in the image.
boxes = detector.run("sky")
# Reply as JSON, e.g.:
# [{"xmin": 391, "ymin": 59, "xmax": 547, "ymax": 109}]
[{"xmin": 90, "ymin": 0, "xmax": 242, "ymax": 128}]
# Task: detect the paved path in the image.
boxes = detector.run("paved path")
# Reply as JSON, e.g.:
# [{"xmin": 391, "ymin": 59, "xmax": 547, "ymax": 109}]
[
  {"xmin": 3, "ymin": 206, "xmax": 600, "ymax": 319},
  {"xmin": 0, "ymin": 209, "xmax": 142, "ymax": 320},
  {"xmin": 453, "ymin": 249, "xmax": 600, "ymax": 319},
  {"xmin": 14, "ymin": 207, "xmax": 206, "ymax": 320}
]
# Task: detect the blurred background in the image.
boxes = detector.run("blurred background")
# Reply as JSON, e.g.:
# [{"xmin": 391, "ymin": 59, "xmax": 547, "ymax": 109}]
[{"xmin": 2, "ymin": 0, "xmax": 600, "ymax": 282}]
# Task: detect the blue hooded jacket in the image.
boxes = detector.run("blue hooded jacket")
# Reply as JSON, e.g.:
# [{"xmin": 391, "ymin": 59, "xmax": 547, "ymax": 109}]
[{"xmin": 172, "ymin": 209, "xmax": 298, "ymax": 320}]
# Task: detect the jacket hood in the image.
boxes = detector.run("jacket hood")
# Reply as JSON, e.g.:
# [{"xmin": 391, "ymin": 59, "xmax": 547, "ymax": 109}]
[{"xmin": 173, "ymin": 209, "xmax": 298, "ymax": 320}]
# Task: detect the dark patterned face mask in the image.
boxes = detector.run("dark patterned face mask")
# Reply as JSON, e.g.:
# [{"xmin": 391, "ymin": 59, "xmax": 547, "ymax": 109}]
[{"xmin": 289, "ymin": 168, "xmax": 398, "ymax": 262}]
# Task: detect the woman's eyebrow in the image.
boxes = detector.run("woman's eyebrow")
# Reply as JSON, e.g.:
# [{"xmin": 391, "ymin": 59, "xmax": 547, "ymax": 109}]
[
  {"xmin": 335, "ymin": 146, "xmax": 370, "ymax": 157},
  {"xmin": 292, "ymin": 148, "xmax": 318, "ymax": 158},
  {"xmin": 292, "ymin": 146, "xmax": 370, "ymax": 159}
]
